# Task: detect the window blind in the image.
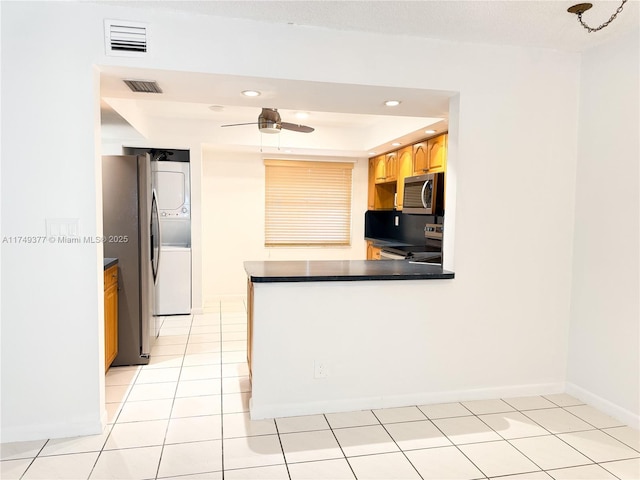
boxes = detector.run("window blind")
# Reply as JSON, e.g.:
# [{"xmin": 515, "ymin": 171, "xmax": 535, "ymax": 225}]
[{"xmin": 264, "ymin": 160, "xmax": 354, "ymax": 246}]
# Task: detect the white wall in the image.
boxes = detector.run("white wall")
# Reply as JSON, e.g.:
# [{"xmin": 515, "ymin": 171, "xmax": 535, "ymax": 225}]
[
  {"xmin": 1, "ymin": 3, "xmax": 107, "ymax": 441},
  {"xmin": 1, "ymin": 1, "xmax": 604, "ymax": 441},
  {"xmin": 201, "ymin": 149, "xmax": 368, "ymax": 302},
  {"xmin": 567, "ymin": 27, "xmax": 640, "ymax": 428},
  {"xmin": 251, "ymin": 280, "xmax": 567, "ymax": 419}
]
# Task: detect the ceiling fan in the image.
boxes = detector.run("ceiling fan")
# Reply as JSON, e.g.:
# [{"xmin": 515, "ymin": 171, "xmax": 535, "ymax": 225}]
[{"xmin": 221, "ymin": 107, "xmax": 314, "ymax": 134}]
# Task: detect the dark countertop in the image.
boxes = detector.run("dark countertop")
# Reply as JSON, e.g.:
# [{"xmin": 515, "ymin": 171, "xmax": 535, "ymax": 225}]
[
  {"xmin": 104, "ymin": 258, "xmax": 118, "ymax": 270},
  {"xmin": 244, "ymin": 260, "xmax": 454, "ymax": 283}
]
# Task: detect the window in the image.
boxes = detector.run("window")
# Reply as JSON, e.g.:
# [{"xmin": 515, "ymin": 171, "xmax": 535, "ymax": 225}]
[{"xmin": 264, "ymin": 159, "xmax": 354, "ymax": 246}]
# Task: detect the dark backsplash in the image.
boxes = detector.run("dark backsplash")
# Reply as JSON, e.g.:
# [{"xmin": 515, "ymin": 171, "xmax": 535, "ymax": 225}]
[{"xmin": 365, "ymin": 210, "xmax": 442, "ymax": 246}]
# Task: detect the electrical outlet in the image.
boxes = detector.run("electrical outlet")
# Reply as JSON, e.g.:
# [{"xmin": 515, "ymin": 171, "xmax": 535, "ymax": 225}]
[{"xmin": 314, "ymin": 360, "xmax": 328, "ymax": 379}]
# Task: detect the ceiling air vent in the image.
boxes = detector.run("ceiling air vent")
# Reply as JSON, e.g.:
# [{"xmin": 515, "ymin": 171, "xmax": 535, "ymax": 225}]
[
  {"xmin": 123, "ymin": 79, "xmax": 163, "ymax": 94},
  {"xmin": 104, "ymin": 20, "xmax": 148, "ymax": 57}
]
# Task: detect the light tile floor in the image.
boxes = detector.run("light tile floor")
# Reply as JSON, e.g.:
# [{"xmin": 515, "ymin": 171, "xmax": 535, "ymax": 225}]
[{"xmin": 2, "ymin": 300, "xmax": 639, "ymax": 479}]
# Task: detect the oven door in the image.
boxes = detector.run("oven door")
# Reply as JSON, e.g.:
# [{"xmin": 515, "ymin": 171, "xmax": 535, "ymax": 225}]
[{"xmin": 380, "ymin": 250, "xmax": 407, "ymax": 260}]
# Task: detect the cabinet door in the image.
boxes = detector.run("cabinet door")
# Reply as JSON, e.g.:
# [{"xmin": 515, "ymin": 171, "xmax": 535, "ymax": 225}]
[
  {"xmin": 396, "ymin": 146, "xmax": 413, "ymax": 210},
  {"xmin": 104, "ymin": 267, "xmax": 118, "ymax": 370},
  {"xmin": 413, "ymin": 141, "xmax": 428, "ymax": 175},
  {"xmin": 385, "ymin": 151, "xmax": 397, "ymax": 182},
  {"xmin": 374, "ymin": 155, "xmax": 386, "ymax": 184},
  {"xmin": 367, "ymin": 158, "xmax": 376, "ymax": 210},
  {"xmin": 366, "ymin": 241, "xmax": 382, "ymax": 260},
  {"xmin": 428, "ymin": 134, "xmax": 447, "ymax": 173}
]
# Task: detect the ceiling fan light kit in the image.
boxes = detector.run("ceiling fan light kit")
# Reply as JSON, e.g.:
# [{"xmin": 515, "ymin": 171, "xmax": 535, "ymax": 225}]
[
  {"xmin": 567, "ymin": 0, "xmax": 628, "ymax": 32},
  {"xmin": 221, "ymin": 107, "xmax": 315, "ymax": 134}
]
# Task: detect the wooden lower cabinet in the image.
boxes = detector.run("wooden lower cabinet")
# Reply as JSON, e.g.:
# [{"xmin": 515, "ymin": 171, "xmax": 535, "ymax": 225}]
[
  {"xmin": 366, "ymin": 241, "xmax": 382, "ymax": 260},
  {"xmin": 104, "ymin": 265, "xmax": 118, "ymax": 371},
  {"xmin": 247, "ymin": 278, "xmax": 254, "ymax": 381}
]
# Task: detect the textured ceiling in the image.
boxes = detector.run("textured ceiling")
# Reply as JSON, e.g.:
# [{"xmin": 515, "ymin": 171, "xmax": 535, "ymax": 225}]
[{"xmin": 106, "ymin": 0, "xmax": 640, "ymax": 53}]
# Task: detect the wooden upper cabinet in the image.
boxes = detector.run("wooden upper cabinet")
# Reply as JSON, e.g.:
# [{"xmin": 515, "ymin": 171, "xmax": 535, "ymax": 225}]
[
  {"xmin": 413, "ymin": 141, "xmax": 429, "ymax": 175},
  {"xmin": 384, "ymin": 151, "xmax": 397, "ymax": 182},
  {"xmin": 396, "ymin": 146, "xmax": 414, "ymax": 210},
  {"xmin": 367, "ymin": 157, "xmax": 376, "ymax": 210},
  {"xmin": 427, "ymin": 134, "xmax": 447, "ymax": 173},
  {"xmin": 367, "ymin": 132, "xmax": 448, "ymax": 211},
  {"xmin": 374, "ymin": 155, "xmax": 387, "ymax": 184}
]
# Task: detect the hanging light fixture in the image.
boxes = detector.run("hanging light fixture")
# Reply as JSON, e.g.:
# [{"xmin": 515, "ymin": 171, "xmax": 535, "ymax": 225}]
[{"xmin": 567, "ymin": 1, "xmax": 628, "ymax": 33}]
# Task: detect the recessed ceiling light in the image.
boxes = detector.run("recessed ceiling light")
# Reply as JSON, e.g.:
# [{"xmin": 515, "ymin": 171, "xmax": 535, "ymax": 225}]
[
  {"xmin": 368, "ymin": 151, "xmax": 377, "ymax": 155},
  {"xmin": 295, "ymin": 112, "xmax": 309, "ymax": 119},
  {"xmin": 241, "ymin": 90, "xmax": 261, "ymax": 97},
  {"xmin": 391, "ymin": 142, "xmax": 401, "ymax": 147},
  {"xmin": 208, "ymin": 105, "xmax": 224, "ymax": 112},
  {"xmin": 424, "ymin": 129, "xmax": 436, "ymax": 134},
  {"xmin": 384, "ymin": 100, "xmax": 401, "ymax": 107}
]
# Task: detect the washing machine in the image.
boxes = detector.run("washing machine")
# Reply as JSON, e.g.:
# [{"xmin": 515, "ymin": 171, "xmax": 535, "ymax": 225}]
[{"xmin": 152, "ymin": 158, "xmax": 192, "ymax": 315}]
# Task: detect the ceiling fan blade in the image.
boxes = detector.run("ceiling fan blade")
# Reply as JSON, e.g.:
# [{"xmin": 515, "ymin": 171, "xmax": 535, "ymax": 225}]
[
  {"xmin": 281, "ymin": 122, "xmax": 315, "ymax": 133},
  {"xmin": 221, "ymin": 122, "xmax": 260, "ymax": 127}
]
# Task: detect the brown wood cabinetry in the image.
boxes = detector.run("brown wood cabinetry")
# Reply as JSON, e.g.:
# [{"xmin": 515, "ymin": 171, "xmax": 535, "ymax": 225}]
[
  {"xmin": 373, "ymin": 155, "xmax": 386, "ymax": 184},
  {"xmin": 384, "ymin": 151, "xmax": 397, "ymax": 183},
  {"xmin": 367, "ymin": 132, "xmax": 448, "ymax": 212},
  {"xmin": 104, "ymin": 264, "xmax": 118, "ymax": 371},
  {"xmin": 427, "ymin": 134, "xmax": 447, "ymax": 173},
  {"xmin": 367, "ymin": 157, "xmax": 376, "ymax": 210},
  {"xmin": 412, "ymin": 141, "xmax": 429, "ymax": 175},
  {"xmin": 366, "ymin": 241, "xmax": 382, "ymax": 260},
  {"xmin": 396, "ymin": 146, "xmax": 414, "ymax": 210}
]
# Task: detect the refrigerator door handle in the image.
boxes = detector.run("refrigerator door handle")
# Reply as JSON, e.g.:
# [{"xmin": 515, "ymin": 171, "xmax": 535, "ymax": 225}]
[{"xmin": 151, "ymin": 188, "xmax": 162, "ymax": 285}]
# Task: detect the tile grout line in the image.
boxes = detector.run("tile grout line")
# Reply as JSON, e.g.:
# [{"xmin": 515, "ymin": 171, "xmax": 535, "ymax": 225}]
[
  {"xmin": 85, "ymin": 362, "xmax": 144, "ymax": 480},
  {"xmin": 220, "ymin": 301, "xmax": 227, "ymax": 480},
  {"xmin": 471, "ymin": 399, "xmax": 614, "ymax": 476},
  {"xmin": 420, "ymin": 409, "xmax": 491, "ymax": 480},
  {"xmin": 323, "ymin": 413, "xmax": 361, "ymax": 480},
  {"xmin": 17, "ymin": 438, "xmax": 50, "ymax": 480},
  {"xmin": 470, "ymin": 403, "xmax": 551, "ymax": 474},
  {"xmin": 369, "ymin": 409, "xmax": 428, "ymax": 480},
  {"xmin": 470, "ymin": 398, "xmax": 635, "ymax": 477},
  {"xmin": 273, "ymin": 419, "xmax": 293, "ymax": 479},
  {"xmin": 154, "ymin": 313, "xmax": 194, "ymax": 480},
  {"xmin": 515, "ymin": 405, "xmax": 623, "ymax": 471}
]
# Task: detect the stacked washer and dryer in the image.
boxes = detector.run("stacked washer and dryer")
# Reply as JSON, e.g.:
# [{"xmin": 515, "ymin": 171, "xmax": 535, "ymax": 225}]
[{"xmin": 151, "ymin": 154, "xmax": 192, "ymax": 315}]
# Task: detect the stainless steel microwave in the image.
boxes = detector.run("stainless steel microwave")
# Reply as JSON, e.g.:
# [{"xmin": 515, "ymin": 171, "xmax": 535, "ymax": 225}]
[{"xmin": 403, "ymin": 173, "xmax": 445, "ymax": 215}]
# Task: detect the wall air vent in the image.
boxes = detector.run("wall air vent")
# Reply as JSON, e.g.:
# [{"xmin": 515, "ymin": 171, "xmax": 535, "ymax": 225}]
[
  {"xmin": 104, "ymin": 20, "xmax": 148, "ymax": 57},
  {"xmin": 123, "ymin": 80, "xmax": 163, "ymax": 94}
]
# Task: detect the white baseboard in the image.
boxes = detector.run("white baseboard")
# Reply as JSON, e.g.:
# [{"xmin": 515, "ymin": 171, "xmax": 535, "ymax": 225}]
[
  {"xmin": 1, "ymin": 418, "xmax": 103, "ymax": 443},
  {"xmin": 565, "ymin": 382, "xmax": 640, "ymax": 430},
  {"xmin": 250, "ymin": 382, "xmax": 565, "ymax": 420}
]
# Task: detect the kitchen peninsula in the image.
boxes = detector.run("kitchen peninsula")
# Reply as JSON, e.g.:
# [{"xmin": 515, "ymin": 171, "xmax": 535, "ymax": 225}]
[{"xmin": 244, "ymin": 260, "xmax": 454, "ymax": 419}]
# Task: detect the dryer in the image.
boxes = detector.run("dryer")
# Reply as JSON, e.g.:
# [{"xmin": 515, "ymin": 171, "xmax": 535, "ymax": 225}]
[{"xmin": 151, "ymin": 158, "xmax": 192, "ymax": 315}]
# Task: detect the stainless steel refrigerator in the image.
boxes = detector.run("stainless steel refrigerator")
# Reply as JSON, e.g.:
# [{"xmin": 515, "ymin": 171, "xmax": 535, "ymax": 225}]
[{"xmin": 102, "ymin": 154, "xmax": 160, "ymax": 366}]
